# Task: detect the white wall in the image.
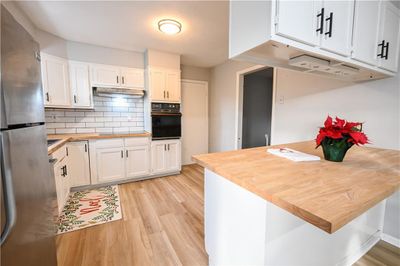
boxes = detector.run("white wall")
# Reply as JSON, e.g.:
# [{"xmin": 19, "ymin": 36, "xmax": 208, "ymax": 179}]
[
  {"xmin": 209, "ymin": 59, "xmax": 400, "ymax": 241},
  {"xmin": 181, "ymin": 65, "xmax": 211, "ymax": 82}
]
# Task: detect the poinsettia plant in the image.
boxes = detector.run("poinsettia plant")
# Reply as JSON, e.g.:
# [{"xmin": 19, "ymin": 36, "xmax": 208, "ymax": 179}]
[{"xmin": 316, "ymin": 116, "xmax": 369, "ymax": 148}]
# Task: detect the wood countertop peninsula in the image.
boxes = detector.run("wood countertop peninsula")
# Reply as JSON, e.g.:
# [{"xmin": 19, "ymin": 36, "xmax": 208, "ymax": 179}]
[
  {"xmin": 47, "ymin": 132, "xmax": 151, "ymax": 155},
  {"xmin": 192, "ymin": 141, "xmax": 400, "ymax": 233}
]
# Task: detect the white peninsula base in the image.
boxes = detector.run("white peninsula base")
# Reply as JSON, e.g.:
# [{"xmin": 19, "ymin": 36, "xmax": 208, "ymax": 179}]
[{"xmin": 204, "ymin": 169, "xmax": 386, "ymax": 266}]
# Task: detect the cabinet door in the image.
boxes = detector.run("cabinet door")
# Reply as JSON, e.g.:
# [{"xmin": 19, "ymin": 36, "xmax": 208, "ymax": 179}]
[
  {"xmin": 91, "ymin": 64, "xmax": 120, "ymax": 87},
  {"xmin": 275, "ymin": 0, "xmax": 321, "ymax": 46},
  {"xmin": 352, "ymin": 0, "xmax": 381, "ymax": 65},
  {"xmin": 166, "ymin": 141, "xmax": 181, "ymax": 172},
  {"xmin": 67, "ymin": 141, "xmax": 91, "ymax": 187},
  {"xmin": 320, "ymin": 0, "xmax": 354, "ymax": 56},
  {"xmin": 54, "ymin": 161, "xmax": 65, "ymax": 214},
  {"xmin": 62, "ymin": 157, "xmax": 70, "ymax": 207},
  {"xmin": 41, "ymin": 54, "xmax": 70, "ymax": 107},
  {"xmin": 378, "ymin": 2, "xmax": 400, "ymax": 72},
  {"xmin": 96, "ymin": 147, "xmax": 125, "ymax": 182},
  {"xmin": 125, "ymin": 145, "xmax": 150, "ymax": 178},
  {"xmin": 165, "ymin": 71, "xmax": 181, "ymax": 103},
  {"xmin": 149, "ymin": 69, "xmax": 166, "ymax": 102},
  {"xmin": 121, "ymin": 68, "xmax": 145, "ymax": 88},
  {"xmin": 69, "ymin": 61, "xmax": 92, "ymax": 108},
  {"xmin": 151, "ymin": 142, "xmax": 167, "ymax": 174}
]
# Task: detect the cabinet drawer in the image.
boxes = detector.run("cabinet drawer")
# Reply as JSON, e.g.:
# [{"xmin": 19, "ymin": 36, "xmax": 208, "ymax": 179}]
[
  {"xmin": 94, "ymin": 138, "xmax": 124, "ymax": 149},
  {"xmin": 124, "ymin": 137, "xmax": 150, "ymax": 147},
  {"xmin": 51, "ymin": 144, "xmax": 67, "ymax": 161}
]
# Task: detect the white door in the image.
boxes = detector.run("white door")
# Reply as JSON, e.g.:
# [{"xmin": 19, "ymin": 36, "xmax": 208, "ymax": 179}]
[
  {"xmin": 149, "ymin": 69, "xmax": 166, "ymax": 102},
  {"xmin": 120, "ymin": 68, "xmax": 144, "ymax": 88},
  {"xmin": 352, "ymin": 0, "xmax": 381, "ymax": 65},
  {"xmin": 69, "ymin": 61, "xmax": 92, "ymax": 108},
  {"xmin": 67, "ymin": 141, "xmax": 91, "ymax": 187},
  {"xmin": 320, "ymin": 0, "xmax": 354, "ymax": 56},
  {"xmin": 275, "ymin": 0, "xmax": 321, "ymax": 46},
  {"xmin": 166, "ymin": 140, "xmax": 181, "ymax": 172},
  {"xmin": 96, "ymin": 147, "xmax": 125, "ymax": 182},
  {"xmin": 378, "ymin": 1, "xmax": 400, "ymax": 72},
  {"xmin": 41, "ymin": 53, "xmax": 70, "ymax": 107},
  {"xmin": 151, "ymin": 141, "xmax": 167, "ymax": 174},
  {"xmin": 181, "ymin": 80, "xmax": 208, "ymax": 165},
  {"xmin": 91, "ymin": 64, "xmax": 120, "ymax": 87},
  {"xmin": 165, "ymin": 71, "xmax": 181, "ymax": 102},
  {"xmin": 125, "ymin": 145, "xmax": 150, "ymax": 178}
]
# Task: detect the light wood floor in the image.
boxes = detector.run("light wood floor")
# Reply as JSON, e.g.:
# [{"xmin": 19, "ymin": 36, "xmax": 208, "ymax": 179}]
[{"xmin": 57, "ymin": 164, "xmax": 399, "ymax": 266}]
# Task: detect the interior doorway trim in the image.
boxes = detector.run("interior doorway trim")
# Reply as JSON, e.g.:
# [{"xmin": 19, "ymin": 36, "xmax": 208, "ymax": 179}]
[{"xmin": 234, "ymin": 65, "xmax": 277, "ymax": 150}]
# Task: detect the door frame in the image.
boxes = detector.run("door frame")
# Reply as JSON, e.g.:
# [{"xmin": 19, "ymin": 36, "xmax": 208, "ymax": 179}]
[
  {"xmin": 181, "ymin": 79, "xmax": 209, "ymax": 164},
  {"xmin": 234, "ymin": 65, "xmax": 277, "ymax": 150}
]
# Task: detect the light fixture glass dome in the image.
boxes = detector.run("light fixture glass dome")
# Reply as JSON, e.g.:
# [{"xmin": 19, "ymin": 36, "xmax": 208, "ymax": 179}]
[{"xmin": 158, "ymin": 19, "xmax": 182, "ymax": 35}]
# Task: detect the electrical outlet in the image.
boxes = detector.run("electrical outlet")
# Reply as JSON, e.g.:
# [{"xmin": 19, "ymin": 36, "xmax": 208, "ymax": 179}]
[{"xmin": 278, "ymin": 96, "xmax": 284, "ymax": 104}]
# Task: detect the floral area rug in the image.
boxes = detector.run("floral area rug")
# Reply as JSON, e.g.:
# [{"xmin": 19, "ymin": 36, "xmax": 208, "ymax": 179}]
[{"xmin": 57, "ymin": 185, "xmax": 122, "ymax": 234}]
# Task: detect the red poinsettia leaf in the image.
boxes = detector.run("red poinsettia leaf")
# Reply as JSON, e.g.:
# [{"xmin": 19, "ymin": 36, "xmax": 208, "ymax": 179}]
[
  {"xmin": 345, "ymin": 122, "xmax": 361, "ymax": 131},
  {"xmin": 349, "ymin": 131, "xmax": 369, "ymax": 145},
  {"xmin": 324, "ymin": 115, "xmax": 333, "ymax": 128},
  {"xmin": 335, "ymin": 117, "xmax": 346, "ymax": 128}
]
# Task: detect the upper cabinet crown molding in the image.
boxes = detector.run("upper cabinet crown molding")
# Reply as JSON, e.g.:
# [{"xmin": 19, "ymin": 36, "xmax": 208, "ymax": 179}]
[{"xmin": 229, "ymin": 0, "xmax": 400, "ymax": 81}]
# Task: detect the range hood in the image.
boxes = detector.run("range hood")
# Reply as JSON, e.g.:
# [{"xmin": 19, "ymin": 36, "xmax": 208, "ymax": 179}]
[{"xmin": 94, "ymin": 87, "xmax": 145, "ymax": 98}]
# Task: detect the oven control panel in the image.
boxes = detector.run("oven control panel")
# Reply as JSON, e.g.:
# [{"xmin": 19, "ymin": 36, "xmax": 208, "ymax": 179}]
[{"xmin": 151, "ymin": 103, "xmax": 180, "ymax": 113}]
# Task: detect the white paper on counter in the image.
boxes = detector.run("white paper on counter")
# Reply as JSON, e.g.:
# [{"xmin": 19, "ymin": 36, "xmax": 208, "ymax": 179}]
[{"xmin": 267, "ymin": 148, "xmax": 320, "ymax": 162}]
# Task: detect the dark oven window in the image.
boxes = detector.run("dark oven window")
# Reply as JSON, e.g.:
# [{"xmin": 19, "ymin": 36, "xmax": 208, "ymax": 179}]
[{"xmin": 152, "ymin": 115, "xmax": 181, "ymax": 139}]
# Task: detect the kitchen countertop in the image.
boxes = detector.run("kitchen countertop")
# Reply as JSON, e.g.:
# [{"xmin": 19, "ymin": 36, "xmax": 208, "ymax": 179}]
[
  {"xmin": 47, "ymin": 131, "xmax": 151, "ymax": 155},
  {"xmin": 192, "ymin": 141, "xmax": 400, "ymax": 233}
]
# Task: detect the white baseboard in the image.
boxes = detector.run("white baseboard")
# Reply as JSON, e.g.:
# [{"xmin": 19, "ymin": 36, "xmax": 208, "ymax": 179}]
[{"xmin": 381, "ymin": 233, "xmax": 400, "ymax": 248}]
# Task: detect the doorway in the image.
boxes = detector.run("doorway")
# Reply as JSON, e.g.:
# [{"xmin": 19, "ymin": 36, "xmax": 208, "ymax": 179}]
[
  {"xmin": 181, "ymin": 80, "xmax": 208, "ymax": 165},
  {"xmin": 238, "ymin": 67, "xmax": 274, "ymax": 149}
]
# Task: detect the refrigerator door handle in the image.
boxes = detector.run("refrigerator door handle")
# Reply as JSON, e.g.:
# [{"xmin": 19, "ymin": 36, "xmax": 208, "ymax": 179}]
[{"xmin": 0, "ymin": 133, "xmax": 17, "ymax": 245}]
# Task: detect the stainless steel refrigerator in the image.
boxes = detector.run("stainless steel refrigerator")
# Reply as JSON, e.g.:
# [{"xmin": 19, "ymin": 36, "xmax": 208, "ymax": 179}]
[{"xmin": 1, "ymin": 5, "xmax": 58, "ymax": 266}]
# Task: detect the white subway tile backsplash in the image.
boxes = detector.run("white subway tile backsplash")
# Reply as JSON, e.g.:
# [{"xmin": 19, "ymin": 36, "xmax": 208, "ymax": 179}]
[
  {"xmin": 77, "ymin": 128, "xmax": 96, "ymax": 133},
  {"xmin": 56, "ymin": 128, "xmax": 77, "ymax": 134},
  {"xmin": 45, "ymin": 96, "xmax": 145, "ymax": 134},
  {"xmin": 66, "ymin": 122, "xmax": 86, "ymax": 128}
]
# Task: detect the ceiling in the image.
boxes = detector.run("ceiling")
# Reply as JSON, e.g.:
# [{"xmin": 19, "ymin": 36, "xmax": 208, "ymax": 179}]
[{"xmin": 15, "ymin": 0, "xmax": 229, "ymax": 68}]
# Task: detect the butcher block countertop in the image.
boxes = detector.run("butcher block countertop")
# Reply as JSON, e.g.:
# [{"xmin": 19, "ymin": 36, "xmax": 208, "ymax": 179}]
[
  {"xmin": 47, "ymin": 132, "xmax": 151, "ymax": 155},
  {"xmin": 192, "ymin": 141, "xmax": 400, "ymax": 234}
]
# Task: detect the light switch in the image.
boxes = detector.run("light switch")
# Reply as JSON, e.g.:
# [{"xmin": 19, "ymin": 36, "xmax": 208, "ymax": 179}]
[{"xmin": 278, "ymin": 95, "xmax": 284, "ymax": 104}]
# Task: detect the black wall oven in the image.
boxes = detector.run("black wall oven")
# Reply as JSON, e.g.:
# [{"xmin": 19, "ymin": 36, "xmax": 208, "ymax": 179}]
[{"xmin": 151, "ymin": 103, "xmax": 181, "ymax": 139}]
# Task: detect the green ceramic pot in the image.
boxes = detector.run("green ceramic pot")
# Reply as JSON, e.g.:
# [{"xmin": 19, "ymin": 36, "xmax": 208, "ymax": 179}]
[{"xmin": 321, "ymin": 138, "xmax": 354, "ymax": 162}]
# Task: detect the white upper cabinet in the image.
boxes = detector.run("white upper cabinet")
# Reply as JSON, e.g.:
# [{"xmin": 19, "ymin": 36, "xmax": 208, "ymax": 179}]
[
  {"xmin": 91, "ymin": 64, "xmax": 144, "ymax": 89},
  {"xmin": 120, "ymin": 67, "xmax": 145, "ymax": 88},
  {"xmin": 276, "ymin": 0, "xmax": 320, "ymax": 46},
  {"xmin": 352, "ymin": 0, "xmax": 381, "ymax": 65},
  {"xmin": 90, "ymin": 64, "xmax": 120, "ymax": 87},
  {"xmin": 41, "ymin": 53, "xmax": 70, "ymax": 107},
  {"xmin": 148, "ymin": 67, "xmax": 181, "ymax": 103},
  {"xmin": 319, "ymin": 1, "xmax": 354, "ymax": 56},
  {"xmin": 378, "ymin": 1, "xmax": 400, "ymax": 72},
  {"xmin": 69, "ymin": 61, "xmax": 92, "ymax": 108}
]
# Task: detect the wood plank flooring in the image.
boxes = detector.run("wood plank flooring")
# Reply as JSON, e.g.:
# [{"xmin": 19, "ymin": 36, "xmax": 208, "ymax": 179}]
[{"xmin": 57, "ymin": 164, "xmax": 399, "ymax": 266}]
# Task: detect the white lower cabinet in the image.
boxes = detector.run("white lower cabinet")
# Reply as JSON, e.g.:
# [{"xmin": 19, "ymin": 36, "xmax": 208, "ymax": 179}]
[
  {"xmin": 67, "ymin": 141, "xmax": 91, "ymax": 187},
  {"xmin": 151, "ymin": 139, "xmax": 181, "ymax": 175},
  {"xmin": 51, "ymin": 145, "xmax": 70, "ymax": 214},
  {"xmin": 90, "ymin": 137, "xmax": 151, "ymax": 184}
]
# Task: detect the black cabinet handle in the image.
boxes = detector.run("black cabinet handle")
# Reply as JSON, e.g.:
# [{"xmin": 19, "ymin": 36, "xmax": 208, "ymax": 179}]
[
  {"xmin": 316, "ymin": 8, "xmax": 324, "ymax": 33},
  {"xmin": 325, "ymin": 12, "xmax": 333, "ymax": 38},
  {"xmin": 84, "ymin": 144, "xmax": 87, "ymax": 152},
  {"xmin": 164, "ymin": 144, "xmax": 166, "ymax": 151},
  {"xmin": 74, "ymin": 95, "xmax": 77, "ymax": 103},
  {"xmin": 117, "ymin": 76, "xmax": 119, "ymax": 84},
  {"xmin": 64, "ymin": 165, "xmax": 67, "ymax": 176},
  {"xmin": 384, "ymin": 42, "xmax": 389, "ymax": 60},
  {"xmin": 46, "ymin": 92, "xmax": 50, "ymax": 102},
  {"xmin": 122, "ymin": 76, "xmax": 125, "ymax": 84},
  {"xmin": 66, "ymin": 147, "xmax": 68, "ymax": 156},
  {"xmin": 163, "ymin": 91, "xmax": 166, "ymax": 99},
  {"xmin": 126, "ymin": 150, "xmax": 129, "ymax": 158},
  {"xmin": 168, "ymin": 144, "xmax": 170, "ymax": 151},
  {"xmin": 121, "ymin": 150, "xmax": 123, "ymax": 158},
  {"xmin": 377, "ymin": 40, "xmax": 385, "ymax": 58},
  {"xmin": 167, "ymin": 91, "xmax": 169, "ymax": 98}
]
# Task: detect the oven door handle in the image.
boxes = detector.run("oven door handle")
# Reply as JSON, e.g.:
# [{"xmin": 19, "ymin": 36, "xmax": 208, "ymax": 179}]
[{"xmin": 151, "ymin": 112, "xmax": 182, "ymax": 116}]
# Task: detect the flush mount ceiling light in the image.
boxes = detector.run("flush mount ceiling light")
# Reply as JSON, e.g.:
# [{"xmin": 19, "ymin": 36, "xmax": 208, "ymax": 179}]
[{"xmin": 158, "ymin": 19, "xmax": 182, "ymax": 35}]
